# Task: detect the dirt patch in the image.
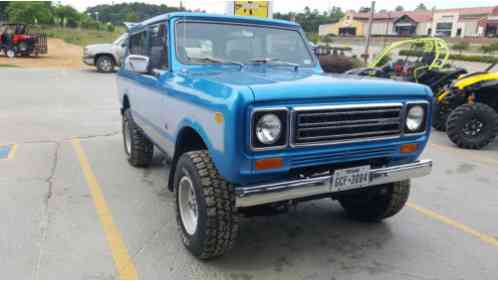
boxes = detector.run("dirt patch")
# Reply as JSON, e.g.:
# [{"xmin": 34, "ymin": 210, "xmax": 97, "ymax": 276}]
[{"xmin": 0, "ymin": 38, "xmax": 92, "ymax": 69}]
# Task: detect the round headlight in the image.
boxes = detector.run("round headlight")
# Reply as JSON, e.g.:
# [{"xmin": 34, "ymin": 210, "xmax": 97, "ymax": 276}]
[
  {"xmin": 256, "ymin": 114, "xmax": 282, "ymax": 145},
  {"xmin": 406, "ymin": 105, "xmax": 425, "ymax": 132}
]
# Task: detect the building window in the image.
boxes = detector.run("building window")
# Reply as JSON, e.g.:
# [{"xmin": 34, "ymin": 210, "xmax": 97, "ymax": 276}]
[
  {"xmin": 436, "ymin": 22, "xmax": 453, "ymax": 36},
  {"xmin": 457, "ymin": 28, "xmax": 462, "ymax": 36},
  {"xmin": 428, "ymin": 28, "xmax": 432, "ymax": 35}
]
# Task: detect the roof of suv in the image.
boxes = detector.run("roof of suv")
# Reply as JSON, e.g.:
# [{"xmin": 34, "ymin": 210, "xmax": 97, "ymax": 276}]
[{"xmin": 128, "ymin": 12, "xmax": 299, "ymax": 32}]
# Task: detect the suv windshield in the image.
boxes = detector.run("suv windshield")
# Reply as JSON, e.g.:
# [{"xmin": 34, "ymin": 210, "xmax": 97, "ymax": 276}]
[
  {"xmin": 113, "ymin": 34, "xmax": 128, "ymax": 45},
  {"xmin": 175, "ymin": 22, "xmax": 315, "ymax": 67}
]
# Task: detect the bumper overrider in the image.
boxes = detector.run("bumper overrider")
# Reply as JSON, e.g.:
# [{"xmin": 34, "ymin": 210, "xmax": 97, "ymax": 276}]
[{"xmin": 235, "ymin": 160, "xmax": 432, "ymax": 208}]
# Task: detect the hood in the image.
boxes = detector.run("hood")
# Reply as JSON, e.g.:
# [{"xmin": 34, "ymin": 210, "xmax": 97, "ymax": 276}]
[
  {"xmin": 85, "ymin": 43, "xmax": 114, "ymax": 52},
  {"xmin": 187, "ymin": 67, "xmax": 432, "ymax": 103}
]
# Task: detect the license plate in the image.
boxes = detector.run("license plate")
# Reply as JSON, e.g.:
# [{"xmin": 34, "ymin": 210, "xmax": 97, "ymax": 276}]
[{"xmin": 331, "ymin": 165, "xmax": 370, "ymax": 192}]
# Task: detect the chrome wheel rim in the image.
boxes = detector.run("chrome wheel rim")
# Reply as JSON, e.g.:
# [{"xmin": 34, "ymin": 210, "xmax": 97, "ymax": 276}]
[
  {"xmin": 178, "ymin": 174, "xmax": 198, "ymax": 235},
  {"xmin": 124, "ymin": 119, "xmax": 131, "ymax": 155},
  {"xmin": 100, "ymin": 58, "xmax": 112, "ymax": 72},
  {"xmin": 6, "ymin": 50, "xmax": 15, "ymax": 58}
]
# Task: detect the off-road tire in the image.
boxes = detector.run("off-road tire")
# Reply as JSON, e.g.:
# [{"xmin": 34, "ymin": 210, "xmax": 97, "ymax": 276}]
[
  {"xmin": 96, "ymin": 55, "xmax": 115, "ymax": 73},
  {"xmin": 338, "ymin": 180, "xmax": 410, "ymax": 222},
  {"xmin": 174, "ymin": 150, "xmax": 239, "ymax": 260},
  {"xmin": 122, "ymin": 109, "xmax": 153, "ymax": 167},
  {"xmin": 446, "ymin": 103, "xmax": 498, "ymax": 150}
]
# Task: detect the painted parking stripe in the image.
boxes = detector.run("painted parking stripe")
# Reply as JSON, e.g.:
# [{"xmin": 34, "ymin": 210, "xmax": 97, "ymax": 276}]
[
  {"xmin": 0, "ymin": 144, "xmax": 17, "ymax": 160},
  {"xmin": 71, "ymin": 139, "xmax": 138, "ymax": 280},
  {"xmin": 408, "ymin": 202, "xmax": 498, "ymax": 248}
]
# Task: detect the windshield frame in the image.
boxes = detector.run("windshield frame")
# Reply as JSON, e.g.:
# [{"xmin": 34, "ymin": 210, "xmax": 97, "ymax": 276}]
[{"xmin": 173, "ymin": 19, "xmax": 317, "ymax": 68}]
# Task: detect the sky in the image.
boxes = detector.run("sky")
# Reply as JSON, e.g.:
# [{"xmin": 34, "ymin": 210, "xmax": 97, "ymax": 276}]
[{"xmin": 61, "ymin": 0, "xmax": 498, "ymax": 14}]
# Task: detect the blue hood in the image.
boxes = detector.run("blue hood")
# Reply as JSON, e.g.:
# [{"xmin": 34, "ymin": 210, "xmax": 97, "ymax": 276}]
[{"xmin": 187, "ymin": 67, "xmax": 432, "ymax": 104}]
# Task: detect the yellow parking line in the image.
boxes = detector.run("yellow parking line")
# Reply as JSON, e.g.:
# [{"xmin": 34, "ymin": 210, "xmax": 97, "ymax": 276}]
[
  {"xmin": 71, "ymin": 139, "xmax": 138, "ymax": 280},
  {"xmin": 408, "ymin": 202, "xmax": 498, "ymax": 248},
  {"xmin": 430, "ymin": 143, "xmax": 498, "ymax": 166},
  {"xmin": 7, "ymin": 144, "xmax": 17, "ymax": 160}
]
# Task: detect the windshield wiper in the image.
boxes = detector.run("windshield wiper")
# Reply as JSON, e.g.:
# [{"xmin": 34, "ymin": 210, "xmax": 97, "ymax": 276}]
[
  {"xmin": 193, "ymin": 57, "xmax": 244, "ymax": 68},
  {"xmin": 249, "ymin": 58, "xmax": 299, "ymax": 71}
]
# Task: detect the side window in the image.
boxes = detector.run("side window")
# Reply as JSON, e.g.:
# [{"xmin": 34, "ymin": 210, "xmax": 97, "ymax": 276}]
[
  {"xmin": 148, "ymin": 23, "xmax": 168, "ymax": 70},
  {"xmin": 129, "ymin": 31, "xmax": 147, "ymax": 56}
]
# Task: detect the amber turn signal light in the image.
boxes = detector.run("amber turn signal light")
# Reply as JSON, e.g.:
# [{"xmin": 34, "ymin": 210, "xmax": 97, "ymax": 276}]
[
  {"xmin": 255, "ymin": 158, "xmax": 284, "ymax": 170},
  {"xmin": 400, "ymin": 144, "xmax": 418, "ymax": 154}
]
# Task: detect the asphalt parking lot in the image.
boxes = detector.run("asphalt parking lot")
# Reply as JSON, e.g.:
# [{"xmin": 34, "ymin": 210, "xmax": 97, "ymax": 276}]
[{"xmin": 1, "ymin": 68, "xmax": 498, "ymax": 279}]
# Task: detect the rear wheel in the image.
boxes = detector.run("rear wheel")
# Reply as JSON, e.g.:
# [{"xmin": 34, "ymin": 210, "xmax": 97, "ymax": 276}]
[
  {"xmin": 446, "ymin": 103, "xmax": 498, "ymax": 149},
  {"xmin": 338, "ymin": 180, "xmax": 410, "ymax": 222},
  {"xmin": 96, "ymin": 55, "xmax": 115, "ymax": 73},
  {"xmin": 6, "ymin": 49, "xmax": 15, "ymax": 58},
  {"xmin": 174, "ymin": 150, "xmax": 239, "ymax": 259},
  {"xmin": 122, "ymin": 109, "xmax": 153, "ymax": 167}
]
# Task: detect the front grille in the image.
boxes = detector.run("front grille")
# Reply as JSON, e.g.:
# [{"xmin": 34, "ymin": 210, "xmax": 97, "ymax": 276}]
[{"xmin": 293, "ymin": 104, "xmax": 403, "ymax": 146}]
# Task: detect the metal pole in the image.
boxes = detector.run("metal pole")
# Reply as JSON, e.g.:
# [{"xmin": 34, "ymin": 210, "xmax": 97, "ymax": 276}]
[{"xmin": 363, "ymin": 1, "xmax": 376, "ymax": 64}]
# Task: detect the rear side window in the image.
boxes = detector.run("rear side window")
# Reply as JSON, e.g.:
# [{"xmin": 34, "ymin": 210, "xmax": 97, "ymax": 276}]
[
  {"xmin": 129, "ymin": 31, "xmax": 147, "ymax": 56},
  {"xmin": 148, "ymin": 23, "xmax": 168, "ymax": 70}
]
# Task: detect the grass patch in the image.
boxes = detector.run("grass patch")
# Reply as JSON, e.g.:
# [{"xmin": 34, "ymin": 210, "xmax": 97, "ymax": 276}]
[
  {"xmin": 0, "ymin": 64, "xmax": 19, "ymax": 68},
  {"xmin": 31, "ymin": 26, "xmax": 125, "ymax": 46}
]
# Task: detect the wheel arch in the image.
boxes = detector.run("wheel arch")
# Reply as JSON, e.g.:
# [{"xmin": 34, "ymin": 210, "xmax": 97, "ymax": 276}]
[
  {"xmin": 121, "ymin": 94, "xmax": 130, "ymax": 116},
  {"xmin": 474, "ymin": 84, "xmax": 498, "ymax": 111},
  {"xmin": 168, "ymin": 125, "xmax": 210, "ymax": 191},
  {"xmin": 95, "ymin": 53, "xmax": 116, "ymax": 64}
]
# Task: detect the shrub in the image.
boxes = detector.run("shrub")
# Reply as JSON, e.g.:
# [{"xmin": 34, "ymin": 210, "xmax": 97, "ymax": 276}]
[
  {"xmin": 319, "ymin": 55, "xmax": 355, "ymax": 73},
  {"xmin": 106, "ymin": 23, "xmax": 115, "ymax": 32},
  {"xmin": 452, "ymin": 42, "xmax": 470, "ymax": 54},
  {"xmin": 480, "ymin": 41, "xmax": 498, "ymax": 54}
]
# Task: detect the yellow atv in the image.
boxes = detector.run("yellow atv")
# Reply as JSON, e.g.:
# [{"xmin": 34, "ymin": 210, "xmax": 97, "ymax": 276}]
[{"xmin": 434, "ymin": 63, "xmax": 498, "ymax": 149}]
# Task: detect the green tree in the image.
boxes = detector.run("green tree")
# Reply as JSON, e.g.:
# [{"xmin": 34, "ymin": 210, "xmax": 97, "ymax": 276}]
[
  {"xmin": 321, "ymin": 34, "xmax": 334, "ymax": 47},
  {"xmin": 274, "ymin": 6, "xmax": 344, "ymax": 33},
  {"xmin": 125, "ymin": 10, "xmax": 139, "ymax": 22},
  {"xmin": 85, "ymin": 2, "xmax": 185, "ymax": 25},
  {"xmin": 415, "ymin": 3, "xmax": 428, "ymax": 11},
  {"xmin": 0, "ymin": 1, "xmax": 10, "ymax": 21},
  {"xmin": 395, "ymin": 5, "xmax": 404, "ymax": 12},
  {"xmin": 6, "ymin": 1, "xmax": 53, "ymax": 24},
  {"xmin": 54, "ymin": 4, "xmax": 80, "ymax": 27}
]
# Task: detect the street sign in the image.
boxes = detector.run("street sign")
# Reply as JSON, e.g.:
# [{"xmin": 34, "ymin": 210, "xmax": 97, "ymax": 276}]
[{"xmin": 234, "ymin": 1, "xmax": 270, "ymax": 18}]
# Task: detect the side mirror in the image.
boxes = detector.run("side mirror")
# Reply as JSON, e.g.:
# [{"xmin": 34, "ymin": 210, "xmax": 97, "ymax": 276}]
[{"xmin": 124, "ymin": 55, "xmax": 150, "ymax": 74}]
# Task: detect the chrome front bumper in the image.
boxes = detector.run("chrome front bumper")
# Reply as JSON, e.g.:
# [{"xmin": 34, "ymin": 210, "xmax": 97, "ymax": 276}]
[
  {"xmin": 235, "ymin": 160, "xmax": 432, "ymax": 208},
  {"xmin": 83, "ymin": 56, "xmax": 95, "ymax": 66}
]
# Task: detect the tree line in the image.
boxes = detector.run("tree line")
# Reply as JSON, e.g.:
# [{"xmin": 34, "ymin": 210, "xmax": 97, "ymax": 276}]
[{"xmin": 0, "ymin": 1, "xmax": 185, "ymax": 31}]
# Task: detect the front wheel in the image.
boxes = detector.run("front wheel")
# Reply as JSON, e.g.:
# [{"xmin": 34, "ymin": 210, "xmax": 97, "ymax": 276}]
[
  {"xmin": 174, "ymin": 150, "xmax": 239, "ymax": 260},
  {"xmin": 6, "ymin": 49, "xmax": 15, "ymax": 58},
  {"xmin": 96, "ymin": 55, "xmax": 115, "ymax": 73},
  {"xmin": 338, "ymin": 180, "xmax": 410, "ymax": 222},
  {"xmin": 446, "ymin": 103, "xmax": 498, "ymax": 149}
]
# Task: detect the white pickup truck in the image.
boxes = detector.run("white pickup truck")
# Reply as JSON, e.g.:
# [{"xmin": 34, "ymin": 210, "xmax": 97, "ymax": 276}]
[{"xmin": 83, "ymin": 33, "xmax": 128, "ymax": 73}]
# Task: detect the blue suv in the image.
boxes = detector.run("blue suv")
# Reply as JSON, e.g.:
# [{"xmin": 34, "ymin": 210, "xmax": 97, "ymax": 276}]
[{"xmin": 117, "ymin": 12, "xmax": 433, "ymax": 259}]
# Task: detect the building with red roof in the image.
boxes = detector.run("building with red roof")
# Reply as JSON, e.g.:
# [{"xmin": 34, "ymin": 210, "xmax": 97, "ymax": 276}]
[{"xmin": 318, "ymin": 6, "xmax": 498, "ymax": 38}]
